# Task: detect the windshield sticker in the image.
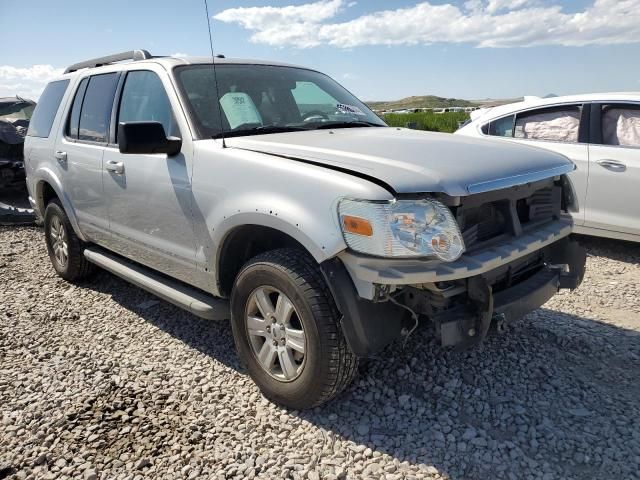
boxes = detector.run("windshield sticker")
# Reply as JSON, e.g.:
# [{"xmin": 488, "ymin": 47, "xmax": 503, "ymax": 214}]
[
  {"xmin": 219, "ymin": 92, "xmax": 262, "ymax": 129},
  {"xmin": 336, "ymin": 103, "xmax": 366, "ymax": 116}
]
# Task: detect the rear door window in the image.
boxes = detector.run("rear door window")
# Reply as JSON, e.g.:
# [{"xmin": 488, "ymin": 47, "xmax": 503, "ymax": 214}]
[
  {"xmin": 27, "ymin": 80, "xmax": 69, "ymax": 138},
  {"xmin": 513, "ymin": 106, "xmax": 581, "ymax": 143},
  {"xmin": 78, "ymin": 73, "xmax": 119, "ymax": 143},
  {"xmin": 66, "ymin": 77, "xmax": 89, "ymax": 139},
  {"xmin": 601, "ymin": 104, "xmax": 640, "ymax": 147}
]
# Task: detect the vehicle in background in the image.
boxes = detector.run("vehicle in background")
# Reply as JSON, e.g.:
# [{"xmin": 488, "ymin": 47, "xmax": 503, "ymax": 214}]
[
  {"xmin": 25, "ymin": 51, "xmax": 585, "ymax": 409},
  {"xmin": 456, "ymin": 94, "xmax": 640, "ymax": 243},
  {"xmin": 0, "ymin": 96, "xmax": 36, "ymax": 189}
]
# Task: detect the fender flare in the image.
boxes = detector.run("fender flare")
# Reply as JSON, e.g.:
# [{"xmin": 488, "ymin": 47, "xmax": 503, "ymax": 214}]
[{"xmin": 212, "ymin": 211, "xmax": 338, "ymax": 265}]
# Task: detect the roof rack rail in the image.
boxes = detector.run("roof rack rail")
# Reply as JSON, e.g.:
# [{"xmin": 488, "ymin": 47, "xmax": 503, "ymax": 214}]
[{"xmin": 64, "ymin": 49, "xmax": 153, "ymax": 74}]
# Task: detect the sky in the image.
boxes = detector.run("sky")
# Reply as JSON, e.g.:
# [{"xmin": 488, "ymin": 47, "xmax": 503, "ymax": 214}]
[{"xmin": 1, "ymin": 0, "xmax": 639, "ymax": 101}]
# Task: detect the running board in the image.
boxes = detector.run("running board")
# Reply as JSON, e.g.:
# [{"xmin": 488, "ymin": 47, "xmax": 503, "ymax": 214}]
[{"xmin": 83, "ymin": 247, "xmax": 229, "ymax": 320}]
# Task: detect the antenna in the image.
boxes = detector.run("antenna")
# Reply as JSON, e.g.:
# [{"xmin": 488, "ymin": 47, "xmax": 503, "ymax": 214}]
[{"xmin": 203, "ymin": 0, "xmax": 226, "ymax": 148}]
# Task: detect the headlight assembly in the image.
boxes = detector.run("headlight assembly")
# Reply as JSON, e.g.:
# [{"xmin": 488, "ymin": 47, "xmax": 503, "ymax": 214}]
[{"xmin": 338, "ymin": 198, "xmax": 465, "ymax": 261}]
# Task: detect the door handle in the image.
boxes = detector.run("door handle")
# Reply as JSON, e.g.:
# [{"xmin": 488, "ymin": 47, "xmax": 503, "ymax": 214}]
[
  {"xmin": 54, "ymin": 151, "xmax": 67, "ymax": 163},
  {"xmin": 596, "ymin": 159, "xmax": 626, "ymax": 171},
  {"xmin": 105, "ymin": 160, "xmax": 125, "ymax": 175}
]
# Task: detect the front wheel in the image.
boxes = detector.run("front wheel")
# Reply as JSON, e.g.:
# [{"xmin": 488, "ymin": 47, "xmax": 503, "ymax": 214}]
[{"xmin": 230, "ymin": 249, "xmax": 358, "ymax": 409}]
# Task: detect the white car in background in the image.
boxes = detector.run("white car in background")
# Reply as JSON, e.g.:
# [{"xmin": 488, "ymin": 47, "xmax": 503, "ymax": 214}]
[{"xmin": 456, "ymin": 93, "xmax": 640, "ymax": 242}]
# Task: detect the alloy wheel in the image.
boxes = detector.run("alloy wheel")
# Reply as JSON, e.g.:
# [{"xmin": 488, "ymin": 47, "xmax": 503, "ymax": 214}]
[
  {"xmin": 49, "ymin": 216, "xmax": 68, "ymax": 268},
  {"xmin": 245, "ymin": 286, "xmax": 306, "ymax": 381}
]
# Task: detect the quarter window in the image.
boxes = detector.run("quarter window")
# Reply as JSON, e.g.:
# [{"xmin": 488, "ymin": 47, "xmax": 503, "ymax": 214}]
[
  {"xmin": 513, "ymin": 106, "xmax": 581, "ymax": 143},
  {"xmin": 601, "ymin": 105, "xmax": 640, "ymax": 147},
  {"xmin": 117, "ymin": 71, "xmax": 177, "ymax": 139},
  {"xmin": 78, "ymin": 73, "xmax": 119, "ymax": 143},
  {"xmin": 27, "ymin": 80, "xmax": 69, "ymax": 138},
  {"xmin": 487, "ymin": 115, "xmax": 515, "ymax": 137}
]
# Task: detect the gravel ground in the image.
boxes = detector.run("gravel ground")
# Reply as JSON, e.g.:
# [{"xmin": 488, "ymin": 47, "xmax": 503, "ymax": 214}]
[{"xmin": 1, "ymin": 226, "xmax": 639, "ymax": 480}]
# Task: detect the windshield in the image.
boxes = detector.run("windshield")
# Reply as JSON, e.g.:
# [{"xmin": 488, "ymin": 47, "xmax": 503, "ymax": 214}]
[{"xmin": 174, "ymin": 64, "xmax": 386, "ymax": 138}]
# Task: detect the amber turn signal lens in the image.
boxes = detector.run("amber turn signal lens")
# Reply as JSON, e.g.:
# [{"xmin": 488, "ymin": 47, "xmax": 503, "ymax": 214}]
[{"xmin": 342, "ymin": 215, "xmax": 373, "ymax": 236}]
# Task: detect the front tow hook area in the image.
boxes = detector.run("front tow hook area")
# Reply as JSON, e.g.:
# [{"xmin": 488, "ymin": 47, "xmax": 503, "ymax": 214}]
[
  {"xmin": 437, "ymin": 268, "xmax": 564, "ymax": 349},
  {"xmin": 438, "ymin": 275, "xmax": 494, "ymax": 349},
  {"xmin": 437, "ymin": 237, "xmax": 587, "ymax": 349}
]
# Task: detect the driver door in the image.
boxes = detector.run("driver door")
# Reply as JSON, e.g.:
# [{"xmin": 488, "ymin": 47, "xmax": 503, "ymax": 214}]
[{"xmin": 102, "ymin": 67, "xmax": 197, "ymax": 284}]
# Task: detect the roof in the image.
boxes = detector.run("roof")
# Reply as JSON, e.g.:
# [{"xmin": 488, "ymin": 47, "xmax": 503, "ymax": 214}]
[
  {"xmin": 470, "ymin": 92, "xmax": 640, "ymax": 123},
  {"xmin": 59, "ymin": 50, "xmax": 310, "ymax": 80}
]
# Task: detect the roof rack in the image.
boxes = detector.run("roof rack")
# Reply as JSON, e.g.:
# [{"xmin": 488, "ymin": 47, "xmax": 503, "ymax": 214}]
[{"xmin": 64, "ymin": 49, "xmax": 153, "ymax": 74}]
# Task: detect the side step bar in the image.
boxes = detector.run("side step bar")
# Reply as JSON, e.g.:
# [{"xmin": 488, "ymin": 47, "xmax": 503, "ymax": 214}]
[{"xmin": 84, "ymin": 247, "xmax": 230, "ymax": 320}]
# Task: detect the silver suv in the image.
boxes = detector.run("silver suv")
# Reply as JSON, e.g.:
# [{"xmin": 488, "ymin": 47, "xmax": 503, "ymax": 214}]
[{"xmin": 25, "ymin": 50, "xmax": 586, "ymax": 409}]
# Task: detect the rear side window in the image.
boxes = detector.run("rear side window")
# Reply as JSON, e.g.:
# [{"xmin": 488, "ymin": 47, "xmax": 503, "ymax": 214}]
[
  {"xmin": 66, "ymin": 78, "xmax": 89, "ymax": 139},
  {"xmin": 27, "ymin": 80, "xmax": 69, "ymax": 138},
  {"xmin": 601, "ymin": 105, "xmax": 640, "ymax": 147},
  {"xmin": 117, "ymin": 70, "xmax": 177, "ymax": 139},
  {"xmin": 78, "ymin": 73, "xmax": 119, "ymax": 142},
  {"xmin": 514, "ymin": 106, "xmax": 581, "ymax": 143},
  {"xmin": 487, "ymin": 115, "xmax": 515, "ymax": 137}
]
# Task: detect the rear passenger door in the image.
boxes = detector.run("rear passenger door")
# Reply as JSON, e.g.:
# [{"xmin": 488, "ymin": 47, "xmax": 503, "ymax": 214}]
[
  {"xmin": 484, "ymin": 104, "xmax": 589, "ymax": 226},
  {"xmin": 56, "ymin": 72, "xmax": 120, "ymax": 243},
  {"xmin": 585, "ymin": 103, "xmax": 640, "ymax": 236},
  {"xmin": 102, "ymin": 67, "xmax": 197, "ymax": 284}
]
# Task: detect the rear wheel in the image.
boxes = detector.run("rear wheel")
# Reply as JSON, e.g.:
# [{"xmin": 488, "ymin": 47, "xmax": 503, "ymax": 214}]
[
  {"xmin": 231, "ymin": 248, "xmax": 358, "ymax": 409},
  {"xmin": 43, "ymin": 200, "xmax": 94, "ymax": 281}
]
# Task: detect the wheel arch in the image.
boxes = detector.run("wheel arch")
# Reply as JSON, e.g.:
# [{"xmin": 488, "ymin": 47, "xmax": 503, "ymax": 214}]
[
  {"xmin": 33, "ymin": 169, "xmax": 88, "ymax": 242},
  {"xmin": 215, "ymin": 219, "xmax": 333, "ymax": 297}
]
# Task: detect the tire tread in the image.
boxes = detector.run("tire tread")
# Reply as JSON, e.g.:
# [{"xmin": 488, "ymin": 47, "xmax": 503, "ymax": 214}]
[
  {"xmin": 44, "ymin": 199, "xmax": 94, "ymax": 281},
  {"xmin": 236, "ymin": 248, "xmax": 358, "ymax": 408}
]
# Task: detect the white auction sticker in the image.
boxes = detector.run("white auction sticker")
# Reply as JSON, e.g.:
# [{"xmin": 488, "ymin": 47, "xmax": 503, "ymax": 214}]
[
  {"xmin": 219, "ymin": 92, "xmax": 263, "ymax": 129},
  {"xmin": 336, "ymin": 103, "xmax": 366, "ymax": 116}
]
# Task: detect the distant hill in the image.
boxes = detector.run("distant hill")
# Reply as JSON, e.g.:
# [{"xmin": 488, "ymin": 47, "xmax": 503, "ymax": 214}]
[{"xmin": 366, "ymin": 95, "xmax": 479, "ymax": 111}]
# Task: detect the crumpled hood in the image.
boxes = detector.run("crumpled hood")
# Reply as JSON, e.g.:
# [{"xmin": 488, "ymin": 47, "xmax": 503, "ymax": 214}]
[{"xmin": 225, "ymin": 127, "xmax": 574, "ymax": 196}]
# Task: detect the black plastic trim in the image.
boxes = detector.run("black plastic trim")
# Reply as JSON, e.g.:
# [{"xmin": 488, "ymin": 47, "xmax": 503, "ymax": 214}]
[
  {"xmin": 493, "ymin": 268, "xmax": 559, "ymax": 321},
  {"xmin": 589, "ymin": 103, "xmax": 602, "ymax": 145},
  {"xmin": 320, "ymin": 257, "xmax": 405, "ymax": 357}
]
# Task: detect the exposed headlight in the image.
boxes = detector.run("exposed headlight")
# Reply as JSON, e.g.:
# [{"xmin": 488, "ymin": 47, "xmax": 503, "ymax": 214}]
[{"xmin": 338, "ymin": 198, "xmax": 465, "ymax": 261}]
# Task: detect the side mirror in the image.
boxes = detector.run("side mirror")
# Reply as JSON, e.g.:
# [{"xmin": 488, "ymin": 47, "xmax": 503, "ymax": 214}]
[{"xmin": 118, "ymin": 121, "xmax": 182, "ymax": 156}]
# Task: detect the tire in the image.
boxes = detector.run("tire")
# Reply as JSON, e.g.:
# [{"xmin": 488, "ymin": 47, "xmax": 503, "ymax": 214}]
[
  {"xmin": 43, "ymin": 199, "xmax": 94, "ymax": 281},
  {"xmin": 230, "ymin": 248, "xmax": 358, "ymax": 409}
]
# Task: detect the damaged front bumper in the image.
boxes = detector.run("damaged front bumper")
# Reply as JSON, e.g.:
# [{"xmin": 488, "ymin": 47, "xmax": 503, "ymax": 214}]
[
  {"xmin": 321, "ymin": 217, "xmax": 586, "ymax": 357},
  {"xmin": 432, "ymin": 238, "xmax": 585, "ymax": 348}
]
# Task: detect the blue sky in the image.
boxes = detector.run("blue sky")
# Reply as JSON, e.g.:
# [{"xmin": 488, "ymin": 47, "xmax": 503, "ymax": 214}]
[{"xmin": 1, "ymin": 0, "xmax": 639, "ymax": 101}]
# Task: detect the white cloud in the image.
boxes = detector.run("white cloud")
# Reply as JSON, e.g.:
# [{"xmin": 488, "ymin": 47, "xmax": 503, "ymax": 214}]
[
  {"xmin": 0, "ymin": 65, "xmax": 63, "ymax": 100},
  {"xmin": 214, "ymin": 0, "xmax": 347, "ymax": 48},
  {"xmin": 214, "ymin": 0, "xmax": 640, "ymax": 49},
  {"xmin": 171, "ymin": 52, "xmax": 189, "ymax": 57},
  {"xmin": 485, "ymin": 0, "xmax": 537, "ymax": 14}
]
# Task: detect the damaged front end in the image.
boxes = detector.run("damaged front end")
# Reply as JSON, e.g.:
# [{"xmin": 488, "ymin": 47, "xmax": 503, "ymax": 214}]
[
  {"xmin": 0, "ymin": 96, "xmax": 35, "ymax": 189},
  {"xmin": 322, "ymin": 176, "xmax": 587, "ymax": 357},
  {"xmin": 402, "ymin": 237, "xmax": 586, "ymax": 349},
  {"xmin": 0, "ymin": 97, "xmax": 37, "ymax": 225}
]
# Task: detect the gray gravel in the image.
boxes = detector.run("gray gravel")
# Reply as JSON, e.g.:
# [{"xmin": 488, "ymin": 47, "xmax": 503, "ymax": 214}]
[{"xmin": 1, "ymin": 226, "xmax": 639, "ymax": 479}]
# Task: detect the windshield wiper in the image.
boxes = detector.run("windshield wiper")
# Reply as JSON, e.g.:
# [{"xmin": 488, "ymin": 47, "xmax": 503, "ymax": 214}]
[
  {"xmin": 214, "ymin": 125, "xmax": 307, "ymax": 139},
  {"xmin": 308, "ymin": 120, "xmax": 385, "ymax": 130}
]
